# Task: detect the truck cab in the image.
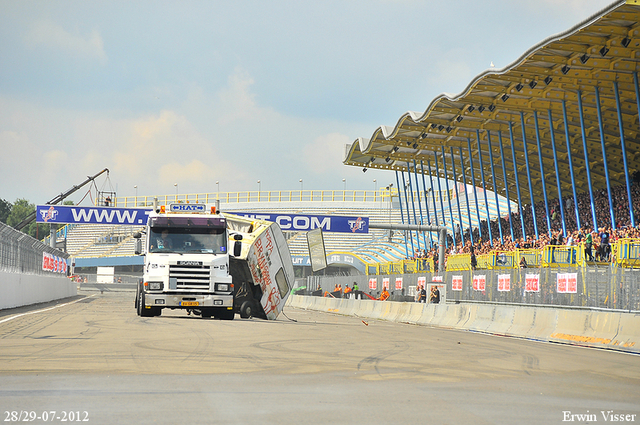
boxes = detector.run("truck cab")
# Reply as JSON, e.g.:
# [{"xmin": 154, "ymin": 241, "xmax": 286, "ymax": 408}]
[{"xmin": 135, "ymin": 203, "xmax": 235, "ymax": 319}]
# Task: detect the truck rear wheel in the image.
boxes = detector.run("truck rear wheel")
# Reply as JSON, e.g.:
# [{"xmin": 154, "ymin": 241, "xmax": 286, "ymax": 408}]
[{"xmin": 239, "ymin": 301, "xmax": 254, "ymax": 319}]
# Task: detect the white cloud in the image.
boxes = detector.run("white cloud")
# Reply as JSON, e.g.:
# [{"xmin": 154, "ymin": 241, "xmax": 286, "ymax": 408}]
[
  {"xmin": 25, "ymin": 19, "xmax": 107, "ymax": 64},
  {"xmin": 428, "ymin": 57, "xmax": 474, "ymax": 96},
  {"xmin": 303, "ymin": 133, "xmax": 352, "ymax": 175}
]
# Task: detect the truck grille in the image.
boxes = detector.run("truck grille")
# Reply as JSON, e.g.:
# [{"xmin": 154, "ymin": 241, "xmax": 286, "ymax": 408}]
[{"xmin": 169, "ymin": 264, "xmax": 211, "ymax": 290}]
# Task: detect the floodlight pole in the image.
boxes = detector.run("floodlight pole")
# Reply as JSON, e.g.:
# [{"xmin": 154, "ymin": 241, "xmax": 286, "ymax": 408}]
[{"xmin": 369, "ymin": 223, "xmax": 447, "ymax": 275}]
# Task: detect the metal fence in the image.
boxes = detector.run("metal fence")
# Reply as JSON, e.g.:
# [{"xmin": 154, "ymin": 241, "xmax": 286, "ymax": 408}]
[
  {"xmin": 0, "ymin": 221, "xmax": 69, "ymax": 275},
  {"xmin": 303, "ymin": 264, "xmax": 640, "ymax": 312}
]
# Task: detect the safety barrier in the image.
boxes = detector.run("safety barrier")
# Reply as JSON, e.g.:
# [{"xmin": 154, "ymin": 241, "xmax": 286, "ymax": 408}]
[
  {"xmin": 438, "ymin": 240, "xmax": 640, "ymax": 274},
  {"xmin": 444, "ymin": 254, "xmax": 470, "ymax": 271},
  {"xmin": 616, "ymin": 239, "xmax": 640, "ymax": 268},
  {"xmin": 365, "ymin": 258, "xmax": 431, "ymax": 275},
  {"xmin": 287, "ymin": 294, "xmax": 640, "ymax": 354}
]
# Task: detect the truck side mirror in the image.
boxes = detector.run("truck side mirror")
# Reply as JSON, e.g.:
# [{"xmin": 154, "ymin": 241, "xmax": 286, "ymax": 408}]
[
  {"xmin": 133, "ymin": 232, "xmax": 142, "ymax": 255},
  {"xmin": 234, "ymin": 240, "xmax": 242, "ymax": 257}
]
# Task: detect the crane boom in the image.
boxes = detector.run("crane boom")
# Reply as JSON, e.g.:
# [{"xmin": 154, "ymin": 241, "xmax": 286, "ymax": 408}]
[{"xmin": 14, "ymin": 168, "xmax": 110, "ymax": 231}]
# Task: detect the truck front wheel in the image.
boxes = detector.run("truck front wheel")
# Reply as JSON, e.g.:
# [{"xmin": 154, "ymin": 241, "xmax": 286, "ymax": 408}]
[{"xmin": 138, "ymin": 291, "xmax": 154, "ymax": 317}]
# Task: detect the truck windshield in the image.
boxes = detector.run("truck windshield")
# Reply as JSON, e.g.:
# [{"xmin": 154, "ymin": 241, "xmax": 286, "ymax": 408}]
[{"xmin": 149, "ymin": 227, "xmax": 227, "ymax": 254}]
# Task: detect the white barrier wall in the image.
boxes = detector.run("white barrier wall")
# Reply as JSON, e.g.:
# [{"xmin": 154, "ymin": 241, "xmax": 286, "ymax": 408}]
[
  {"xmin": 0, "ymin": 271, "xmax": 77, "ymax": 310},
  {"xmin": 287, "ymin": 295, "xmax": 640, "ymax": 354}
]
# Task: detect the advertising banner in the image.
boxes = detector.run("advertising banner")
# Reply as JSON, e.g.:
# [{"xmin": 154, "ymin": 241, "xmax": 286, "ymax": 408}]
[
  {"xmin": 382, "ymin": 277, "xmax": 390, "ymax": 290},
  {"xmin": 472, "ymin": 275, "xmax": 486, "ymax": 291},
  {"xmin": 417, "ymin": 276, "xmax": 426, "ymax": 288},
  {"xmin": 452, "ymin": 275, "xmax": 463, "ymax": 291},
  {"xmin": 525, "ymin": 274, "xmax": 540, "ymax": 292},
  {"xmin": 37, "ymin": 205, "xmax": 151, "ymax": 225},
  {"xmin": 395, "ymin": 277, "xmax": 403, "ymax": 290},
  {"xmin": 556, "ymin": 272, "xmax": 578, "ymax": 294},
  {"xmin": 497, "ymin": 274, "xmax": 511, "ymax": 292},
  {"xmin": 42, "ymin": 252, "xmax": 67, "ymax": 274},
  {"xmin": 227, "ymin": 212, "xmax": 368, "ymax": 233},
  {"xmin": 369, "ymin": 277, "xmax": 377, "ymax": 290}
]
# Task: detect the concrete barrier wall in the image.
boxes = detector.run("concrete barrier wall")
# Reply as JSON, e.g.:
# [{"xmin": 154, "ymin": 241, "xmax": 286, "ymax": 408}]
[
  {"xmin": 287, "ymin": 295, "xmax": 640, "ymax": 354},
  {"xmin": 0, "ymin": 271, "xmax": 77, "ymax": 310}
]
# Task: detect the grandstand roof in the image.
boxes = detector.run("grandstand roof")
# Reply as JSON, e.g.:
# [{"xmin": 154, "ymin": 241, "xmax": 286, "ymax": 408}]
[{"xmin": 344, "ymin": 0, "xmax": 640, "ymax": 205}]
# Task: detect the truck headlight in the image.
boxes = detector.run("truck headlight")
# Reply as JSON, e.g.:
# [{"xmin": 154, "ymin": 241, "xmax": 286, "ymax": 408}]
[
  {"xmin": 216, "ymin": 283, "xmax": 229, "ymax": 292},
  {"xmin": 149, "ymin": 281, "xmax": 163, "ymax": 290}
]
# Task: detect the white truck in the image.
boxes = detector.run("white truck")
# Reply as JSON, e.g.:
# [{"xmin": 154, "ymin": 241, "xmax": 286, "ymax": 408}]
[{"xmin": 134, "ymin": 202, "xmax": 294, "ymax": 320}]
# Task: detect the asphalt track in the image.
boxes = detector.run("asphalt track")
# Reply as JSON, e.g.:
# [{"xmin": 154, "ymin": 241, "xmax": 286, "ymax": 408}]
[{"xmin": 0, "ymin": 291, "xmax": 638, "ymax": 425}]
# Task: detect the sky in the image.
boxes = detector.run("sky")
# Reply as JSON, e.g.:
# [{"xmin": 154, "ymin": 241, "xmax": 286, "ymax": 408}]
[{"xmin": 0, "ymin": 0, "xmax": 615, "ymax": 205}]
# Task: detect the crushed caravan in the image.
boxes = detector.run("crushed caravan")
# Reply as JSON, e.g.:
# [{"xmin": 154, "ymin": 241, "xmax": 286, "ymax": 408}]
[{"xmin": 134, "ymin": 201, "xmax": 294, "ymax": 321}]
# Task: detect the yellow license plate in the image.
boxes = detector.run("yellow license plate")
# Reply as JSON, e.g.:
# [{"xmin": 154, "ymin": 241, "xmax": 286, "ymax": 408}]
[{"xmin": 181, "ymin": 301, "xmax": 199, "ymax": 307}]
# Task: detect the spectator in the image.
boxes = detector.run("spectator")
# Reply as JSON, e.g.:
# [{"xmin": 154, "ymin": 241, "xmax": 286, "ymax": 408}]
[
  {"xmin": 430, "ymin": 286, "xmax": 441, "ymax": 304},
  {"xmin": 379, "ymin": 286, "xmax": 390, "ymax": 301}
]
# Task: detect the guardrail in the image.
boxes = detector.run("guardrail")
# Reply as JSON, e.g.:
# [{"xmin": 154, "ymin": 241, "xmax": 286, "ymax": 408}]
[{"xmin": 112, "ymin": 189, "xmax": 401, "ymax": 207}]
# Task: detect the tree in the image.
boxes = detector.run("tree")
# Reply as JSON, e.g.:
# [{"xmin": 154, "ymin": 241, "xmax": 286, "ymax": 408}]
[
  {"xmin": 0, "ymin": 198, "xmax": 11, "ymax": 223},
  {"xmin": 7, "ymin": 198, "xmax": 50, "ymax": 239}
]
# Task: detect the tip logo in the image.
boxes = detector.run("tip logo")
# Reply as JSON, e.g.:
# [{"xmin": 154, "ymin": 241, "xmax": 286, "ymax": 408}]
[
  {"xmin": 348, "ymin": 217, "xmax": 365, "ymax": 232},
  {"xmin": 40, "ymin": 206, "xmax": 58, "ymax": 222}
]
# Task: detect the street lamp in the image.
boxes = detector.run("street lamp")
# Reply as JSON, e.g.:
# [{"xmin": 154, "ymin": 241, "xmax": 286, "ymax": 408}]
[
  {"xmin": 387, "ymin": 183, "xmax": 394, "ymax": 240},
  {"xmin": 299, "ymin": 179, "xmax": 303, "ymax": 191},
  {"xmin": 134, "ymin": 185, "xmax": 138, "ymax": 206},
  {"xmin": 342, "ymin": 178, "xmax": 346, "ymax": 191},
  {"xmin": 257, "ymin": 180, "xmax": 261, "ymax": 192},
  {"xmin": 373, "ymin": 179, "xmax": 377, "ymax": 191},
  {"xmin": 216, "ymin": 181, "xmax": 219, "ymax": 193},
  {"xmin": 174, "ymin": 183, "xmax": 178, "ymax": 202}
]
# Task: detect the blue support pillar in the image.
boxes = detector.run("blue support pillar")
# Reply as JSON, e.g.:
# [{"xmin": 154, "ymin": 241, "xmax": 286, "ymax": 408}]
[
  {"xmin": 595, "ymin": 86, "xmax": 616, "ymax": 230},
  {"xmin": 413, "ymin": 160, "xmax": 428, "ymax": 249},
  {"xmin": 401, "ymin": 170, "xmax": 416, "ymax": 255},
  {"xmin": 407, "ymin": 162, "xmax": 423, "ymax": 251},
  {"xmin": 486, "ymin": 130, "xmax": 504, "ymax": 244},
  {"xmin": 562, "ymin": 100, "xmax": 581, "ymax": 230},
  {"xmin": 458, "ymin": 147, "xmax": 474, "ymax": 245},
  {"xmin": 632, "ymin": 72, "xmax": 640, "ymax": 227},
  {"xmin": 497, "ymin": 131, "xmax": 515, "ymax": 242},
  {"xmin": 449, "ymin": 147, "xmax": 465, "ymax": 246},
  {"xmin": 616, "ymin": 79, "xmax": 636, "ymax": 228},
  {"xmin": 467, "ymin": 138, "xmax": 483, "ymax": 241},
  {"xmin": 508, "ymin": 122, "xmax": 527, "ymax": 240},
  {"xmin": 533, "ymin": 111, "xmax": 552, "ymax": 236},
  {"xmin": 520, "ymin": 112, "xmax": 539, "ymax": 239},
  {"xmin": 475, "ymin": 130, "xmax": 494, "ymax": 245},
  {"xmin": 406, "ymin": 164, "xmax": 422, "ymax": 252},
  {"xmin": 441, "ymin": 147, "xmax": 457, "ymax": 247},
  {"xmin": 427, "ymin": 160, "xmax": 440, "ymax": 228},
  {"xmin": 577, "ymin": 90, "xmax": 598, "ymax": 231},
  {"xmin": 547, "ymin": 109, "xmax": 567, "ymax": 236},
  {"xmin": 420, "ymin": 160, "xmax": 435, "ymax": 248},
  {"xmin": 434, "ymin": 153, "xmax": 450, "ymax": 247},
  {"xmin": 395, "ymin": 170, "xmax": 409, "ymax": 259}
]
